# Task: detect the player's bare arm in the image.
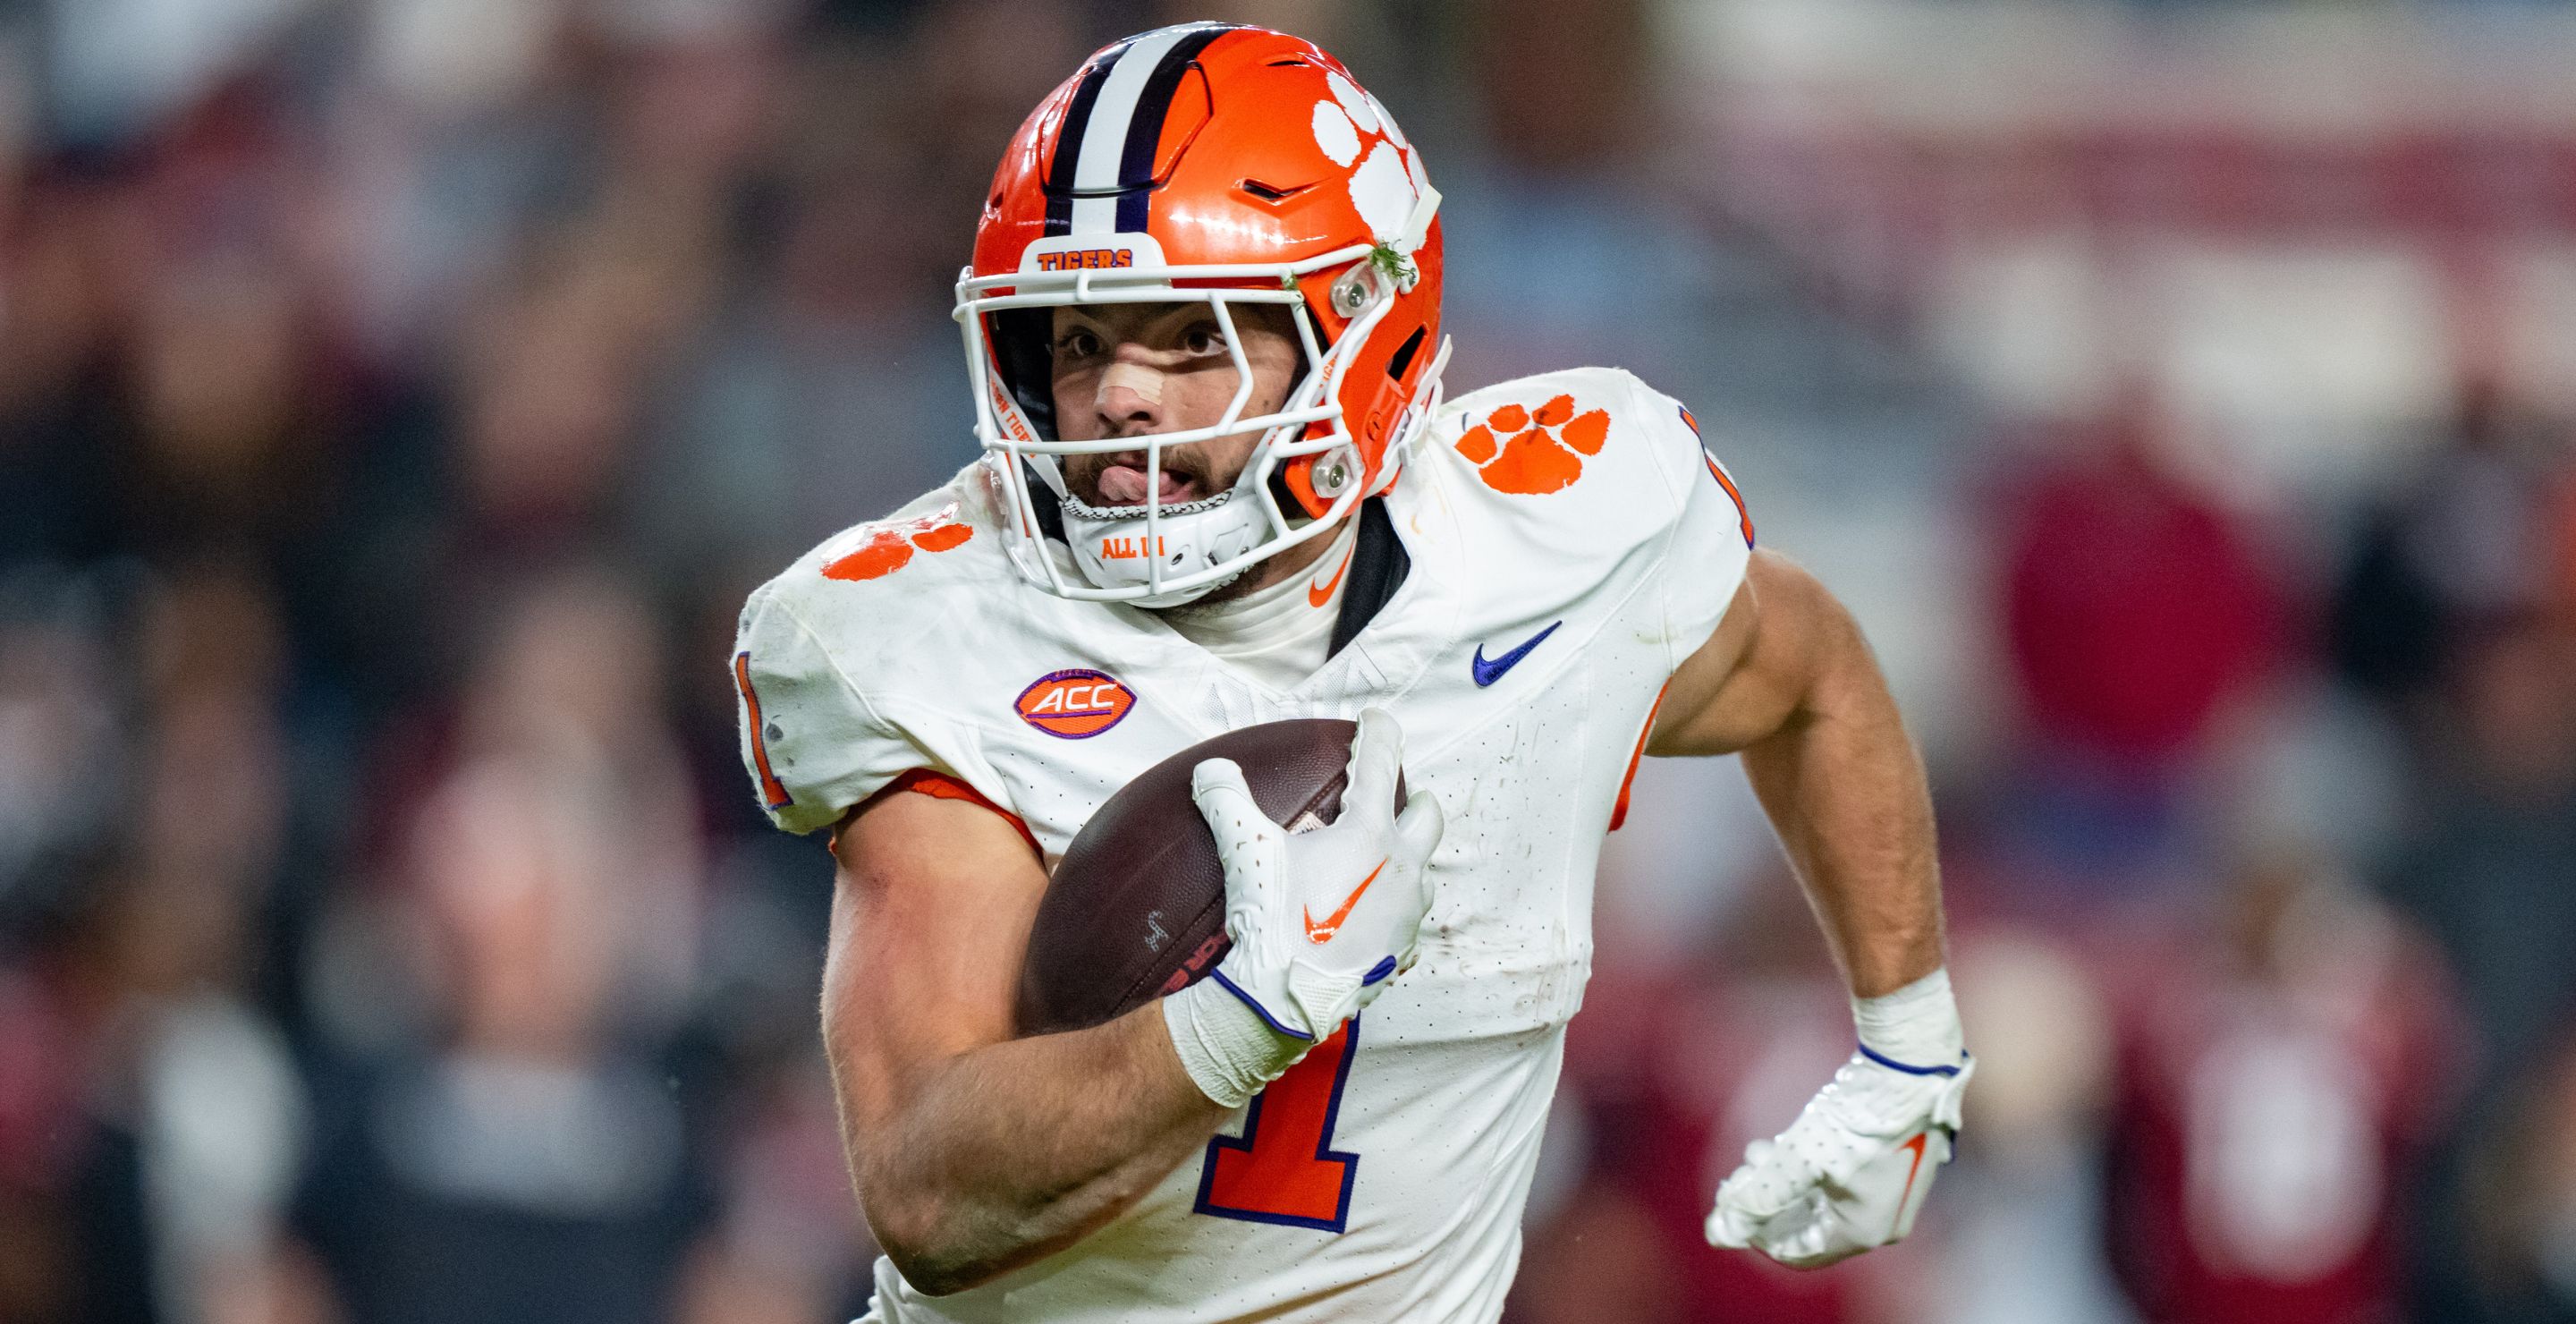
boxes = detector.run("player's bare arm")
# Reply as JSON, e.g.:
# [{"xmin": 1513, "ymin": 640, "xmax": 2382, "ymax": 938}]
[
  {"xmin": 823, "ymin": 709, "xmax": 1441, "ymax": 1297},
  {"xmin": 1648, "ymin": 547, "xmax": 1944, "ymax": 997},
  {"xmin": 822, "ymin": 791, "xmax": 1224, "ymax": 1295},
  {"xmin": 1648, "ymin": 547, "xmax": 1974, "ymax": 1269}
]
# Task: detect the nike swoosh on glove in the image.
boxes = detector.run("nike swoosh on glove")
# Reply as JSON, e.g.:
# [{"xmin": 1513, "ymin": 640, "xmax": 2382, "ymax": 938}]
[
  {"xmin": 1162, "ymin": 709, "xmax": 1444, "ymax": 1108},
  {"xmin": 1705, "ymin": 1048, "xmax": 1975, "ymax": 1269}
]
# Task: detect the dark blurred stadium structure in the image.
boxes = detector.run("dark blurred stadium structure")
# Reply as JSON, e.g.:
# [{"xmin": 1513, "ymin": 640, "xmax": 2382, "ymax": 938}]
[{"xmin": 4, "ymin": 0, "xmax": 2575, "ymax": 1320}]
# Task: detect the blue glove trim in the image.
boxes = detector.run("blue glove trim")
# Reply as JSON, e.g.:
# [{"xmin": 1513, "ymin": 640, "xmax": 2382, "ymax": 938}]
[
  {"xmin": 1210, "ymin": 970, "xmax": 1316, "ymax": 1042},
  {"xmin": 1360, "ymin": 955, "xmax": 1397, "ymax": 987},
  {"xmin": 1857, "ymin": 1042, "xmax": 1963, "ymax": 1078}
]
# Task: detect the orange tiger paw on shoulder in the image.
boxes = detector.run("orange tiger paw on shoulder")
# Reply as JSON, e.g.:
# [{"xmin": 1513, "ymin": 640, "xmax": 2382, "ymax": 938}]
[
  {"xmin": 1453, "ymin": 394, "xmax": 1614, "ymax": 496},
  {"xmin": 824, "ymin": 505, "xmax": 977, "ymax": 581}
]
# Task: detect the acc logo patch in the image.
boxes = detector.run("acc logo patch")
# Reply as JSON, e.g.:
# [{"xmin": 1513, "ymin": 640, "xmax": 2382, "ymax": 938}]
[
  {"xmin": 1454, "ymin": 394, "xmax": 1610, "ymax": 496},
  {"xmin": 1015, "ymin": 668, "xmax": 1137, "ymax": 739}
]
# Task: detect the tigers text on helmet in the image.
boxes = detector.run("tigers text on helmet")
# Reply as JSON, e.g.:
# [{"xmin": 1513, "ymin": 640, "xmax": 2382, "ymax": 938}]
[{"xmin": 955, "ymin": 22, "xmax": 1450, "ymax": 607}]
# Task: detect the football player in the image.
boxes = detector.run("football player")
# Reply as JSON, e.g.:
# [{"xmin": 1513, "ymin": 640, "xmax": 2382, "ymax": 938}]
[{"xmin": 732, "ymin": 23, "xmax": 1972, "ymax": 1322}]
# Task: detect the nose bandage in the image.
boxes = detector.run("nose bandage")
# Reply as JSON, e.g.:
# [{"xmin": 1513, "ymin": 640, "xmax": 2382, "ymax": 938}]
[{"xmin": 1098, "ymin": 359, "xmax": 1165, "ymax": 409}]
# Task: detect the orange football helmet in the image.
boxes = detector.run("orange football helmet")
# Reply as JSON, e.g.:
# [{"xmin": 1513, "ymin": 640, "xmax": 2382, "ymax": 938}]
[{"xmin": 955, "ymin": 22, "xmax": 1449, "ymax": 605}]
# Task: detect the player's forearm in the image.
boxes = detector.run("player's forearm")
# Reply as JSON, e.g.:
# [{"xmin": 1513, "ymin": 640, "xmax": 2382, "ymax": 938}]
[
  {"xmin": 838, "ymin": 1000, "xmax": 1229, "ymax": 1295},
  {"xmin": 1737, "ymin": 610, "xmax": 1944, "ymax": 998}
]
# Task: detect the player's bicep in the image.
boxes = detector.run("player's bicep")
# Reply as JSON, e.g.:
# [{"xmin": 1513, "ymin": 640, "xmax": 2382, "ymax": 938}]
[
  {"xmin": 1648, "ymin": 548, "xmax": 1836, "ymax": 757},
  {"xmin": 822, "ymin": 789, "xmax": 1050, "ymax": 1129}
]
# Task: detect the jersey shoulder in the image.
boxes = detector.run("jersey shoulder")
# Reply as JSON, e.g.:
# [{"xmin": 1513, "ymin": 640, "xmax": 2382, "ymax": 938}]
[
  {"xmin": 1411, "ymin": 365, "xmax": 1750, "ymax": 572},
  {"xmin": 1424, "ymin": 366, "xmax": 1716, "ymax": 533},
  {"xmin": 1399, "ymin": 366, "xmax": 1755, "ymax": 668},
  {"xmin": 732, "ymin": 464, "xmax": 1025, "ymax": 835},
  {"xmin": 751, "ymin": 464, "xmax": 1010, "ymax": 651}
]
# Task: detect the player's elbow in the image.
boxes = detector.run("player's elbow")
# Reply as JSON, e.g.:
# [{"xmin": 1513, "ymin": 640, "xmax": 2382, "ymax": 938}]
[
  {"xmin": 867, "ymin": 1195, "xmax": 1005, "ymax": 1297},
  {"xmin": 1767, "ymin": 557, "xmax": 1883, "ymax": 721},
  {"xmin": 869, "ymin": 1162, "xmax": 1112, "ymax": 1296},
  {"xmin": 881, "ymin": 1245, "xmax": 990, "ymax": 1298}
]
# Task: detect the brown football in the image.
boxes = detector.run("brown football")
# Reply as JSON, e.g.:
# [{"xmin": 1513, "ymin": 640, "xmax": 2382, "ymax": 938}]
[{"xmin": 1013, "ymin": 718, "xmax": 1404, "ymax": 1037}]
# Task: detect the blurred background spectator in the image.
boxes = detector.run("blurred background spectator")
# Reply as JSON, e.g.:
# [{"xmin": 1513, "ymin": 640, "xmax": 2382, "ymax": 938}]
[{"xmin": 3, "ymin": 0, "xmax": 2575, "ymax": 1320}]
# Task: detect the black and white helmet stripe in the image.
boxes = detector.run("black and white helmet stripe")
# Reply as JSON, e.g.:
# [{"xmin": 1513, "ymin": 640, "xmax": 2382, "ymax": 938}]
[{"xmin": 1043, "ymin": 23, "xmax": 1239, "ymax": 237}]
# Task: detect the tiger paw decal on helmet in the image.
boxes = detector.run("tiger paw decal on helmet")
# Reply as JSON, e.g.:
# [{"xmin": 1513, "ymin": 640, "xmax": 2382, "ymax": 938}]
[
  {"xmin": 1453, "ymin": 395, "xmax": 1611, "ymax": 496},
  {"xmin": 823, "ymin": 505, "xmax": 975, "ymax": 582},
  {"xmin": 1309, "ymin": 71, "xmax": 1429, "ymax": 245}
]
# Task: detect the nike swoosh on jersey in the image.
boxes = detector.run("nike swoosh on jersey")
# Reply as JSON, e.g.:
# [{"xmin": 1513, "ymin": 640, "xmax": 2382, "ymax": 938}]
[
  {"xmin": 1303, "ymin": 858, "xmax": 1388, "ymax": 943},
  {"xmin": 1306, "ymin": 539, "xmax": 1356, "ymax": 608},
  {"xmin": 1470, "ymin": 621, "xmax": 1562, "ymax": 687}
]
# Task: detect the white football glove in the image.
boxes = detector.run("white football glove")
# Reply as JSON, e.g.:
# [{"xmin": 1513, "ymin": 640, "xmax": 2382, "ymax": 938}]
[
  {"xmin": 1162, "ymin": 709, "xmax": 1444, "ymax": 1108},
  {"xmin": 1708, "ymin": 971, "xmax": 1974, "ymax": 1269}
]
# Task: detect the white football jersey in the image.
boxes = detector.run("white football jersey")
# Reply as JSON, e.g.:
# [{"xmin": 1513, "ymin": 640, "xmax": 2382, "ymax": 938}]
[{"xmin": 733, "ymin": 366, "xmax": 1755, "ymax": 1323}]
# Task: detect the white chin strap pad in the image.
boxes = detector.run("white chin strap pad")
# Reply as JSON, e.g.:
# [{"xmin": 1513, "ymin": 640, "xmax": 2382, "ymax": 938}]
[{"xmin": 1061, "ymin": 490, "xmax": 1270, "ymax": 607}]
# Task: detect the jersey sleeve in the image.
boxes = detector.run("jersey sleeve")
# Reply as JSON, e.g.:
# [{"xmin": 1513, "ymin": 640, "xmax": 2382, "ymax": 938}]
[
  {"xmin": 1624, "ymin": 376, "xmax": 1757, "ymax": 672},
  {"xmin": 731, "ymin": 581, "xmax": 946, "ymax": 836}
]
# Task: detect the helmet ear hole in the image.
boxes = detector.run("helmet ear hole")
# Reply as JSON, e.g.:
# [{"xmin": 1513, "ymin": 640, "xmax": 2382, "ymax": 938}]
[{"xmin": 1385, "ymin": 326, "xmax": 1425, "ymax": 384}]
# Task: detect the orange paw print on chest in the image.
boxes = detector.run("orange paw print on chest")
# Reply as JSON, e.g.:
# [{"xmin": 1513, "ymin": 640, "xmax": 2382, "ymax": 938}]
[
  {"xmin": 823, "ymin": 505, "xmax": 974, "ymax": 581},
  {"xmin": 1453, "ymin": 395, "xmax": 1610, "ymax": 495}
]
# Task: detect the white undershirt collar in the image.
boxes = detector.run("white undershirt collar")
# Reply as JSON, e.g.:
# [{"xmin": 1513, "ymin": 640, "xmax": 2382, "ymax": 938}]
[{"xmin": 1157, "ymin": 519, "xmax": 1360, "ymax": 692}]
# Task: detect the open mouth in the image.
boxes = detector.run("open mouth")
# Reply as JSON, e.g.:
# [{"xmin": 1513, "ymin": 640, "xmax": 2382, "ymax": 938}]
[
  {"xmin": 1089, "ymin": 454, "xmax": 1204, "ymax": 507},
  {"xmin": 1097, "ymin": 460, "xmax": 1198, "ymax": 505}
]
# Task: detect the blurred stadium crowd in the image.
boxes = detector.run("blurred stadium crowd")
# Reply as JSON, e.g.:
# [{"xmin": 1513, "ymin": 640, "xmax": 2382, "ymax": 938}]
[{"xmin": 3, "ymin": 0, "xmax": 2575, "ymax": 1321}]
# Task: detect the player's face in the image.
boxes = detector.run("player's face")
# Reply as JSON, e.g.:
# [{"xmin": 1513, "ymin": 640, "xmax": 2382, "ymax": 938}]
[{"xmin": 1049, "ymin": 301, "xmax": 1301, "ymax": 507}]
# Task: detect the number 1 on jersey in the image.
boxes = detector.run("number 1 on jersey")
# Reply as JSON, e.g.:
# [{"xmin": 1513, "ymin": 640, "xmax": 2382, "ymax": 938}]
[{"xmin": 1193, "ymin": 1018, "xmax": 1361, "ymax": 1232}]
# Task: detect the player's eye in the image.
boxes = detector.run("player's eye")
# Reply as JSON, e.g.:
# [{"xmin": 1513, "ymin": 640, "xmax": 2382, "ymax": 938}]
[
  {"xmin": 1056, "ymin": 327, "xmax": 1103, "ymax": 358},
  {"xmin": 1181, "ymin": 324, "xmax": 1228, "ymax": 356}
]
